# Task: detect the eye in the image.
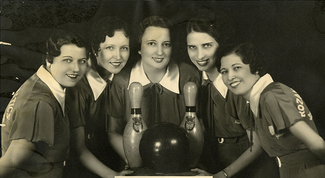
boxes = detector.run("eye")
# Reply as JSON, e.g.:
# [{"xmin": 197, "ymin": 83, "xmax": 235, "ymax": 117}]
[
  {"xmin": 148, "ymin": 42, "xmax": 156, "ymax": 46},
  {"xmin": 220, "ymin": 69, "xmax": 228, "ymax": 75},
  {"xmin": 78, "ymin": 59, "xmax": 87, "ymax": 64},
  {"xmin": 187, "ymin": 45, "xmax": 196, "ymax": 50},
  {"xmin": 121, "ymin": 46, "xmax": 129, "ymax": 51},
  {"xmin": 163, "ymin": 42, "xmax": 171, "ymax": 47},
  {"xmin": 64, "ymin": 59, "xmax": 72, "ymax": 63},
  {"xmin": 234, "ymin": 66, "xmax": 241, "ymax": 71},
  {"xmin": 203, "ymin": 43, "xmax": 212, "ymax": 48},
  {"xmin": 105, "ymin": 46, "xmax": 114, "ymax": 50}
]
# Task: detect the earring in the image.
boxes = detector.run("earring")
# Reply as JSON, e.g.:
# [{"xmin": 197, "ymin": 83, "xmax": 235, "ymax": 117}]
[{"xmin": 255, "ymin": 71, "xmax": 259, "ymax": 75}]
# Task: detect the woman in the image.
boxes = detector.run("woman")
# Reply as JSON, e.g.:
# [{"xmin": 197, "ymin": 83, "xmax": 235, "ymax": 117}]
[
  {"xmin": 108, "ymin": 15, "xmax": 200, "ymax": 162},
  {"xmin": 64, "ymin": 16, "xmax": 133, "ymax": 178},
  {"xmin": 0, "ymin": 29, "xmax": 89, "ymax": 178},
  {"xmin": 218, "ymin": 42, "xmax": 325, "ymax": 178},
  {"xmin": 187, "ymin": 13, "xmax": 279, "ymax": 178}
]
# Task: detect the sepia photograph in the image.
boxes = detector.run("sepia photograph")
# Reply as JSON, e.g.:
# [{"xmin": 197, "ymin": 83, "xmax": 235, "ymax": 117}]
[{"xmin": 1, "ymin": 0, "xmax": 325, "ymax": 177}]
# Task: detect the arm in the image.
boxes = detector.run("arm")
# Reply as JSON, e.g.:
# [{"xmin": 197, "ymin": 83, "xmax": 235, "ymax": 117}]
[
  {"xmin": 219, "ymin": 130, "xmax": 263, "ymax": 177},
  {"xmin": 0, "ymin": 139, "xmax": 36, "ymax": 177},
  {"xmin": 192, "ymin": 130, "xmax": 263, "ymax": 178},
  {"xmin": 289, "ymin": 120, "xmax": 325, "ymax": 162},
  {"xmin": 72, "ymin": 126, "xmax": 132, "ymax": 178},
  {"xmin": 107, "ymin": 116, "xmax": 127, "ymax": 162}
]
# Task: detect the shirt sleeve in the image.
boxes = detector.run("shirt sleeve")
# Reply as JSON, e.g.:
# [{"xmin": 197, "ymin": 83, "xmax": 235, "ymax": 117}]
[
  {"xmin": 66, "ymin": 85, "xmax": 86, "ymax": 129},
  {"xmin": 260, "ymin": 83, "xmax": 311, "ymax": 132},
  {"xmin": 228, "ymin": 92, "xmax": 254, "ymax": 130},
  {"xmin": 9, "ymin": 100, "xmax": 55, "ymax": 146},
  {"xmin": 109, "ymin": 73, "xmax": 128, "ymax": 120}
]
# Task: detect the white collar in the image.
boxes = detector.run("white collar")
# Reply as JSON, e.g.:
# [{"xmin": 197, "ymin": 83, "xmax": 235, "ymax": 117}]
[
  {"xmin": 37, "ymin": 66, "xmax": 66, "ymax": 115},
  {"xmin": 202, "ymin": 71, "xmax": 228, "ymax": 98},
  {"xmin": 86, "ymin": 68, "xmax": 113, "ymax": 101},
  {"xmin": 128, "ymin": 61, "xmax": 180, "ymax": 94},
  {"xmin": 248, "ymin": 73, "xmax": 273, "ymax": 117}
]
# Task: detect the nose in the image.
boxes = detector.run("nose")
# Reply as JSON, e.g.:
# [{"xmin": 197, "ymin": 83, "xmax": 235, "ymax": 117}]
[
  {"xmin": 197, "ymin": 48, "xmax": 204, "ymax": 60},
  {"xmin": 72, "ymin": 61, "xmax": 80, "ymax": 72},
  {"xmin": 227, "ymin": 70, "xmax": 235, "ymax": 80},
  {"xmin": 115, "ymin": 49, "xmax": 121, "ymax": 60},
  {"xmin": 157, "ymin": 45, "xmax": 163, "ymax": 55}
]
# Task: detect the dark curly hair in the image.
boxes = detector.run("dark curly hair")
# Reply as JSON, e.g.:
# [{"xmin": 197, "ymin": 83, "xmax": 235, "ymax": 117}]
[
  {"xmin": 186, "ymin": 11, "xmax": 235, "ymax": 48},
  {"xmin": 216, "ymin": 42, "xmax": 268, "ymax": 76},
  {"xmin": 90, "ymin": 16, "xmax": 130, "ymax": 56},
  {"xmin": 137, "ymin": 16, "xmax": 174, "ymax": 51},
  {"xmin": 44, "ymin": 29, "xmax": 89, "ymax": 67}
]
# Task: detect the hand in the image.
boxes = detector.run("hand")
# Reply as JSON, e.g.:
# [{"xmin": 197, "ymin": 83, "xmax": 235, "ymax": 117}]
[
  {"xmin": 214, "ymin": 171, "xmax": 229, "ymax": 178},
  {"xmin": 191, "ymin": 168, "xmax": 212, "ymax": 176},
  {"xmin": 103, "ymin": 170, "xmax": 134, "ymax": 178},
  {"xmin": 117, "ymin": 169, "xmax": 134, "ymax": 176},
  {"xmin": 124, "ymin": 164, "xmax": 130, "ymax": 170}
]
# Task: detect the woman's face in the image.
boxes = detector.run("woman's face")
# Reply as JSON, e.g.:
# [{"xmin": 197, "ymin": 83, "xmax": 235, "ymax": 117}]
[
  {"xmin": 220, "ymin": 53, "xmax": 260, "ymax": 99},
  {"xmin": 187, "ymin": 31, "xmax": 219, "ymax": 72},
  {"xmin": 139, "ymin": 26, "xmax": 171, "ymax": 71},
  {"xmin": 96, "ymin": 31, "xmax": 130, "ymax": 74},
  {"xmin": 50, "ymin": 44, "xmax": 88, "ymax": 88}
]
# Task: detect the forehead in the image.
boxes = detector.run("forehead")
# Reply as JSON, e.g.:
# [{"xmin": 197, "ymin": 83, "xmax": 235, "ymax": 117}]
[
  {"xmin": 187, "ymin": 31, "xmax": 216, "ymax": 44},
  {"xmin": 142, "ymin": 26, "xmax": 170, "ymax": 41},
  {"xmin": 59, "ymin": 44, "xmax": 86, "ymax": 55},
  {"xmin": 221, "ymin": 53, "xmax": 243, "ymax": 67},
  {"xmin": 101, "ymin": 31, "xmax": 129, "ymax": 46}
]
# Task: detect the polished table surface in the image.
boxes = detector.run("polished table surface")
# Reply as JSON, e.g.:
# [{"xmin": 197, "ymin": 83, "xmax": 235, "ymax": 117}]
[{"xmin": 128, "ymin": 167, "xmax": 199, "ymax": 176}]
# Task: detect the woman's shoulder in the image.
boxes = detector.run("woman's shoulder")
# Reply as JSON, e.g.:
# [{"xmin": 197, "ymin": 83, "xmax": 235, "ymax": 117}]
[
  {"xmin": 262, "ymin": 82, "xmax": 295, "ymax": 97},
  {"xmin": 178, "ymin": 62, "xmax": 198, "ymax": 72},
  {"xmin": 112, "ymin": 66, "xmax": 131, "ymax": 86},
  {"xmin": 260, "ymin": 82, "xmax": 304, "ymax": 106}
]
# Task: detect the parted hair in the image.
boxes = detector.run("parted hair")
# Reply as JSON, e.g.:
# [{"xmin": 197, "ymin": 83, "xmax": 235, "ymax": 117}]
[
  {"xmin": 216, "ymin": 42, "xmax": 268, "ymax": 77},
  {"xmin": 137, "ymin": 15, "xmax": 175, "ymax": 48},
  {"xmin": 90, "ymin": 16, "xmax": 130, "ymax": 56},
  {"xmin": 45, "ymin": 29, "xmax": 89, "ymax": 66},
  {"xmin": 186, "ymin": 11, "xmax": 235, "ymax": 48}
]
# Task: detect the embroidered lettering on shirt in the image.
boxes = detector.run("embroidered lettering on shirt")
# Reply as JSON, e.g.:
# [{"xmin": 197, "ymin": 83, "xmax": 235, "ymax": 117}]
[
  {"xmin": 291, "ymin": 88, "xmax": 306, "ymax": 118},
  {"xmin": 5, "ymin": 88, "xmax": 21, "ymax": 120}
]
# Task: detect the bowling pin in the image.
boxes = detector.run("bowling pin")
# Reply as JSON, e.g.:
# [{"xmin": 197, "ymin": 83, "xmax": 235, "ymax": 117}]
[
  {"xmin": 180, "ymin": 82, "xmax": 204, "ymax": 168},
  {"xmin": 123, "ymin": 82, "xmax": 148, "ymax": 168}
]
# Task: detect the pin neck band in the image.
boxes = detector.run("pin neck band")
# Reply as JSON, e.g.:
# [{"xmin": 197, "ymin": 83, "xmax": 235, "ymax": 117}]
[
  {"xmin": 186, "ymin": 106, "xmax": 196, "ymax": 112},
  {"xmin": 131, "ymin": 108, "xmax": 141, "ymax": 114}
]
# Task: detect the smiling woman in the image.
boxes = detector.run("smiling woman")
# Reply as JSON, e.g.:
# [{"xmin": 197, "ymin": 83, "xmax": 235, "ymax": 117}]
[
  {"xmin": 218, "ymin": 42, "xmax": 325, "ymax": 178},
  {"xmin": 108, "ymin": 16, "xmax": 201, "ymax": 167},
  {"xmin": 0, "ymin": 29, "xmax": 89, "ymax": 178}
]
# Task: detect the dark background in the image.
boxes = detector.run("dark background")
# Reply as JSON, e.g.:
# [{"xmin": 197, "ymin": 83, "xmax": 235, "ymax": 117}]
[{"xmin": 1, "ymin": 0, "xmax": 325, "ymax": 151}]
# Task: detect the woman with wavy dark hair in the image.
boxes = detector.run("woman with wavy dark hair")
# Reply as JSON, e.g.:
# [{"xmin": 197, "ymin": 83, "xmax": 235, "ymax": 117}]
[
  {"xmin": 108, "ymin": 15, "xmax": 200, "ymax": 164},
  {"xmin": 0, "ymin": 29, "xmax": 89, "ymax": 178},
  {"xmin": 218, "ymin": 42, "xmax": 325, "ymax": 178},
  {"xmin": 64, "ymin": 16, "xmax": 133, "ymax": 178},
  {"xmin": 187, "ymin": 12, "xmax": 279, "ymax": 178}
]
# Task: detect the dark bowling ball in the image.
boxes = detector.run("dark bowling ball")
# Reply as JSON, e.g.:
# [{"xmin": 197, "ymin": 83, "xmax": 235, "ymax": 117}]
[{"xmin": 139, "ymin": 122, "xmax": 190, "ymax": 173}]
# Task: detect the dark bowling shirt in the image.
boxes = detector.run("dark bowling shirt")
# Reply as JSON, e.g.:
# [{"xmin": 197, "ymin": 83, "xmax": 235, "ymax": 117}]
[
  {"xmin": 109, "ymin": 60, "xmax": 200, "ymax": 127},
  {"xmin": 1, "ymin": 66, "xmax": 74, "ymax": 178},
  {"xmin": 65, "ymin": 64, "xmax": 120, "ymax": 169},
  {"xmin": 199, "ymin": 72, "xmax": 252, "ymax": 138},
  {"xmin": 249, "ymin": 74, "xmax": 319, "ymax": 157}
]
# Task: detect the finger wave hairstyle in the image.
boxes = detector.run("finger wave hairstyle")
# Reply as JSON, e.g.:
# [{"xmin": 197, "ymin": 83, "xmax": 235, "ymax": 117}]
[
  {"xmin": 45, "ymin": 29, "xmax": 89, "ymax": 66},
  {"xmin": 216, "ymin": 42, "xmax": 268, "ymax": 77}
]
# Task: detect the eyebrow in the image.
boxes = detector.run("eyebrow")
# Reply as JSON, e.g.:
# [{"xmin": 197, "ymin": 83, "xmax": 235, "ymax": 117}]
[{"xmin": 232, "ymin": 63, "xmax": 242, "ymax": 66}]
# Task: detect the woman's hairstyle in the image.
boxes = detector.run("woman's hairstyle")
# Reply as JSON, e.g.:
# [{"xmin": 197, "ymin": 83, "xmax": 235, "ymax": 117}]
[
  {"xmin": 216, "ymin": 42, "xmax": 268, "ymax": 76},
  {"xmin": 90, "ymin": 16, "xmax": 130, "ymax": 56},
  {"xmin": 45, "ymin": 29, "xmax": 89, "ymax": 66},
  {"xmin": 186, "ymin": 11, "xmax": 235, "ymax": 48},
  {"xmin": 137, "ymin": 16, "xmax": 174, "ymax": 47}
]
